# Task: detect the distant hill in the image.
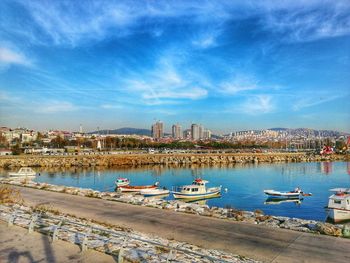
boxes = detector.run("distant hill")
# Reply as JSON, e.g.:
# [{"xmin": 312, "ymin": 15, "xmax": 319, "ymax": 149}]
[
  {"xmin": 269, "ymin": 128, "xmax": 349, "ymax": 137},
  {"xmin": 89, "ymin": 127, "xmax": 151, "ymax": 136}
]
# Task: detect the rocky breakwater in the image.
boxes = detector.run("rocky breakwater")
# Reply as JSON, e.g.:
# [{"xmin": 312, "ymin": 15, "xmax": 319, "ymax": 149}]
[
  {"xmin": 0, "ymin": 153, "xmax": 348, "ymax": 168},
  {"xmin": 1, "ymin": 177, "xmax": 350, "ymax": 239}
]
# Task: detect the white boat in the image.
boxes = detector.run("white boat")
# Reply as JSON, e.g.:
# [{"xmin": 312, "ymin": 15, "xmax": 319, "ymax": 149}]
[
  {"xmin": 172, "ymin": 179, "xmax": 221, "ymax": 200},
  {"xmin": 326, "ymin": 188, "xmax": 350, "ymax": 223},
  {"xmin": 115, "ymin": 178, "xmax": 130, "ymax": 187},
  {"xmin": 8, "ymin": 167, "xmax": 36, "ymax": 178},
  {"xmin": 264, "ymin": 188, "xmax": 312, "ymax": 199},
  {"xmin": 140, "ymin": 188, "xmax": 170, "ymax": 197}
]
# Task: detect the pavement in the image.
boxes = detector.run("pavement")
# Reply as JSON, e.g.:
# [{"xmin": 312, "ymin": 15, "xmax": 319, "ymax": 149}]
[
  {"xmin": 10, "ymin": 185, "xmax": 350, "ymax": 263},
  {"xmin": 0, "ymin": 221, "xmax": 117, "ymax": 263}
]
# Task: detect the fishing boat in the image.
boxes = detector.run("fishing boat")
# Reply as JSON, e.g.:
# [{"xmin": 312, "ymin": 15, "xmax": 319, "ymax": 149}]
[
  {"xmin": 172, "ymin": 179, "xmax": 221, "ymax": 200},
  {"xmin": 140, "ymin": 188, "xmax": 170, "ymax": 197},
  {"xmin": 264, "ymin": 187, "xmax": 312, "ymax": 199},
  {"xmin": 8, "ymin": 167, "xmax": 36, "ymax": 178},
  {"xmin": 117, "ymin": 182, "xmax": 159, "ymax": 193},
  {"xmin": 326, "ymin": 188, "xmax": 350, "ymax": 223},
  {"xmin": 115, "ymin": 178, "xmax": 130, "ymax": 187}
]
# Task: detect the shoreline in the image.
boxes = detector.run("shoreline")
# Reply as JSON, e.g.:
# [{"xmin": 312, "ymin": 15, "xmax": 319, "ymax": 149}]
[
  {"xmin": 0, "ymin": 153, "xmax": 349, "ymax": 168},
  {"xmin": 1, "ymin": 177, "xmax": 349, "ymax": 239}
]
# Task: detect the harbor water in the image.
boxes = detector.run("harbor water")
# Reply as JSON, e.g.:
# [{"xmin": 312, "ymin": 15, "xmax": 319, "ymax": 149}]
[{"xmin": 3, "ymin": 161, "xmax": 350, "ymax": 221}]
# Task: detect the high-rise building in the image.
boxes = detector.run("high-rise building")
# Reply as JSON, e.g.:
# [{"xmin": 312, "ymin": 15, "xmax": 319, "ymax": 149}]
[
  {"xmin": 152, "ymin": 121, "xmax": 164, "ymax": 139},
  {"xmin": 203, "ymin": 129, "xmax": 212, "ymax": 139},
  {"xmin": 198, "ymin": 125, "xmax": 204, "ymax": 139},
  {"xmin": 183, "ymin": 129, "xmax": 191, "ymax": 139},
  {"xmin": 191, "ymin": 124, "xmax": 200, "ymax": 140},
  {"xmin": 172, "ymin": 124, "xmax": 182, "ymax": 139}
]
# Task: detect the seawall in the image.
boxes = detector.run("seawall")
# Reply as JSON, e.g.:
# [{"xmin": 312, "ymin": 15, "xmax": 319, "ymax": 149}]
[{"xmin": 0, "ymin": 153, "xmax": 349, "ymax": 168}]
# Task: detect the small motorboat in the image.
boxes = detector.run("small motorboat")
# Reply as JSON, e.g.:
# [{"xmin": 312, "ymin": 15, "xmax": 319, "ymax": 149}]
[
  {"xmin": 140, "ymin": 188, "xmax": 170, "ymax": 197},
  {"xmin": 115, "ymin": 178, "xmax": 130, "ymax": 187},
  {"xmin": 117, "ymin": 182, "xmax": 159, "ymax": 193},
  {"xmin": 264, "ymin": 187, "xmax": 312, "ymax": 199},
  {"xmin": 326, "ymin": 188, "xmax": 350, "ymax": 223},
  {"xmin": 172, "ymin": 179, "xmax": 221, "ymax": 200},
  {"xmin": 8, "ymin": 167, "xmax": 36, "ymax": 178}
]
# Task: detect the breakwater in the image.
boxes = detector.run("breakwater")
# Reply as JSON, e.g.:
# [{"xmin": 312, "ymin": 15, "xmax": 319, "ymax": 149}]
[{"xmin": 0, "ymin": 153, "xmax": 349, "ymax": 168}]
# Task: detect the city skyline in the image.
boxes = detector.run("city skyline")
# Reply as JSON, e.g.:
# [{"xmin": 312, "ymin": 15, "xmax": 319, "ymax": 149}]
[{"xmin": 1, "ymin": 1, "xmax": 350, "ymax": 133}]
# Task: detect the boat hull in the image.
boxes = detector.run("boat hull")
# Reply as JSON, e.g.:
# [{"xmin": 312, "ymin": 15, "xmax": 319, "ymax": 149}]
[
  {"xmin": 173, "ymin": 189, "xmax": 221, "ymax": 199},
  {"xmin": 141, "ymin": 189, "xmax": 170, "ymax": 197},
  {"xmin": 8, "ymin": 172, "xmax": 36, "ymax": 177},
  {"xmin": 327, "ymin": 208, "xmax": 350, "ymax": 223},
  {"xmin": 118, "ymin": 185, "xmax": 158, "ymax": 193},
  {"xmin": 264, "ymin": 190, "xmax": 301, "ymax": 199}
]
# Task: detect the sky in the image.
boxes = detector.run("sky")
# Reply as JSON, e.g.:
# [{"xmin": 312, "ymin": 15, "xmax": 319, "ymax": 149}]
[{"xmin": 0, "ymin": 0, "xmax": 349, "ymax": 134}]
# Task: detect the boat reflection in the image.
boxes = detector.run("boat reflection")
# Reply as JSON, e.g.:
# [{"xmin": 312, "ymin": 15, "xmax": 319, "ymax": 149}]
[
  {"xmin": 182, "ymin": 193, "xmax": 221, "ymax": 204},
  {"xmin": 143, "ymin": 193, "xmax": 169, "ymax": 200},
  {"xmin": 264, "ymin": 197, "xmax": 303, "ymax": 205}
]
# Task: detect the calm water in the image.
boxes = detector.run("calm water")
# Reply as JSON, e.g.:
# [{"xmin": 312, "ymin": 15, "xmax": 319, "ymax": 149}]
[{"xmin": 2, "ymin": 161, "xmax": 350, "ymax": 221}]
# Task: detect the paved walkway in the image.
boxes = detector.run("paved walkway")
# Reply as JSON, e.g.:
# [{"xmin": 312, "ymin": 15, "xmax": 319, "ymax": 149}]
[
  {"xmin": 0, "ymin": 222, "xmax": 117, "ymax": 263},
  {"xmin": 13, "ymin": 186, "xmax": 350, "ymax": 263}
]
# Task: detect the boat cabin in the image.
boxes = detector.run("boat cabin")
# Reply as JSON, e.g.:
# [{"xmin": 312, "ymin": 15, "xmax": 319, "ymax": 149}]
[
  {"xmin": 328, "ymin": 188, "xmax": 350, "ymax": 210},
  {"xmin": 179, "ymin": 179, "xmax": 209, "ymax": 194}
]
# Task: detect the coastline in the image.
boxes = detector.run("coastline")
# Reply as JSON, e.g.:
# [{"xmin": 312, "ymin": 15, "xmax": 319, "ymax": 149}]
[
  {"xmin": 0, "ymin": 153, "xmax": 349, "ymax": 168},
  {"xmin": 1, "ymin": 177, "xmax": 349, "ymax": 239}
]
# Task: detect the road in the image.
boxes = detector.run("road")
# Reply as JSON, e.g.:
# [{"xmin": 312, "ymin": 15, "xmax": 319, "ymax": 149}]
[{"xmin": 12, "ymin": 186, "xmax": 350, "ymax": 263}]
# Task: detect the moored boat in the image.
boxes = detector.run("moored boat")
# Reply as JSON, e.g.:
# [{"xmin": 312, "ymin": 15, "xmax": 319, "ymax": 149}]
[
  {"xmin": 8, "ymin": 167, "xmax": 36, "ymax": 178},
  {"xmin": 326, "ymin": 188, "xmax": 350, "ymax": 223},
  {"xmin": 115, "ymin": 178, "xmax": 130, "ymax": 187},
  {"xmin": 172, "ymin": 179, "xmax": 221, "ymax": 200},
  {"xmin": 263, "ymin": 188, "xmax": 311, "ymax": 199},
  {"xmin": 117, "ymin": 182, "xmax": 159, "ymax": 193},
  {"xmin": 140, "ymin": 188, "xmax": 170, "ymax": 197}
]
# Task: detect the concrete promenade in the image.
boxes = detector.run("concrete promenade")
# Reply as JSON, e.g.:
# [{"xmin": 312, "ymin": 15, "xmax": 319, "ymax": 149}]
[{"xmin": 10, "ymin": 186, "xmax": 350, "ymax": 263}]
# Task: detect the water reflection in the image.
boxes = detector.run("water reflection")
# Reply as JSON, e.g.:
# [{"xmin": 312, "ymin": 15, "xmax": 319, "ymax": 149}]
[
  {"xmin": 1, "ymin": 162, "xmax": 350, "ymax": 221},
  {"xmin": 264, "ymin": 197, "xmax": 303, "ymax": 206},
  {"xmin": 321, "ymin": 162, "xmax": 332, "ymax": 174}
]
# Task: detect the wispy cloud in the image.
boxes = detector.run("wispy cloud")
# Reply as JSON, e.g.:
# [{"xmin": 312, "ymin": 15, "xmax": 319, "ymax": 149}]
[
  {"xmin": 240, "ymin": 95, "xmax": 274, "ymax": 114},
  {"xmin": 293, "ymin": 95, "xmax": 342, "ymax": 111},
  {"xmin": 0, "ymin": 46, "xmax": 31, "ymax": 67},
  {"xmin": 120, "ymin": 53, "xmax": 208, "ymax": 104},
  {"xmin": 261, "ymin": 1, "xmax": 350, "ymax": 42},
  {"xmin": 34, "ymin": 101, "xmax": 78, "ymax": 113},
  {"xmin": 100, "ymin": 104, "xmax": 124, "ymax": 109},
  {"xmin": 219, "ymin": 75, "xmax": 258, "ymax": 95}
]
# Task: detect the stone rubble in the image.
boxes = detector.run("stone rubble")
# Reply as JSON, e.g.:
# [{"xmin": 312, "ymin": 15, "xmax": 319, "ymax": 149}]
[
  {"xmin": 0, "ymin": 177, "xmax": 348, "ymax": 239},
  {"xmin": 0, "ymin": 204, "xmax": 257, "ymax": 263}
]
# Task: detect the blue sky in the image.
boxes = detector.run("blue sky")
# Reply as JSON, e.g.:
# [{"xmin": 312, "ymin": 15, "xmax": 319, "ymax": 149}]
[{"xmin": 0, "ymin": 0, "xmax": 349, "ymax": 133}]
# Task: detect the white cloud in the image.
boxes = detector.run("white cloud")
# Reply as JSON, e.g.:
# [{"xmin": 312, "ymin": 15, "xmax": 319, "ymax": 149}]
[
  {"xmin": 219, "ymin": 75, "xmax": 258, "ymax": 95},
  {"xmin": 35, "ymin": 101, "xmax": 78, "ymax": 113},
  {"xmin": 3, "ymin": 0, "xmax": 348, "ymax": 46},
  {"xmin": 121, "ymin": 54, "xmax": 208, "ymax": 104},
  {"xmin": 0, "ymin": 47, "xmax": 31, "ymax": 67},
  {"xmin": 101, "ymin": 104, "xmax": 124, "ymax": 109},
  {"xmin": 293, "ymin": 95, "xmax": 341, "ymax": 111},
  {"xmin": 240, "ymin": 95, "xmax": 274, "ymax": 114}
]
